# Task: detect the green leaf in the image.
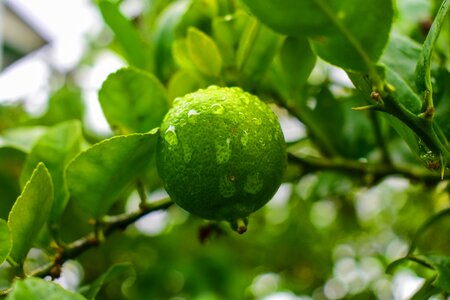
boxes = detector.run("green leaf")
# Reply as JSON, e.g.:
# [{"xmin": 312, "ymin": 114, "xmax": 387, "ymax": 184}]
[
  {"xmin": 212, "ymin": 13, "xmax": 246, "ymax": 67},
  {"xmin": 66, "ymin": 131, "xmax": 158, "ymax": 219},
  {"xmin": 385, "ymin": 67, "xmax": 422, "ymax": 114},
  {"xmin": 98, "ymin": 0, "xmax": 148, "ymax": 68},
  {"xmin": 84, "ymin": 262, "xmax": 133, "ymax": 300},
  {"xmin": 0, "ymin": 148, "xmax": 26, "ymax": 220},
  {"xmin": 381, "ymin": 32, "xmax": 422, "ymax": 85},
  {"xmin": 0, "ymin": 127, "xmax": 47, "ymax": 153},
  {"xmin": 168, "ymin": 70, "xmax": 203, "ymax": 101},
  {"xmin": 236, "ymin": 18, "xmax": 282, "ymax": 85},
  {"xmin": 6, "ymin": 277, "xmax": 86, "ymax": 300},
  {"xmin": 99, "ymin": 68, "xmax": 169, "ymax": 134},
  {"xmin": 152, "ymin": 0, "xmax": 190, "ymax": 81},
  {"xmin": 276, "ymin": 36, "xmax": 317, "ymax": 98},
  {"xmin": 37, "ymin": 86, "xmax": 84, "ymax": 126},
  {"xmin": 7, "ymin": 163, "xmax": 53, "ymax": 265},
  {"xmin": 415, "ymin": 255, "xmax": 450, "ymax": 293},
  {"xmin": 297, "ymin": 88, "xmax": 344, "ymax": 156},
  {"xmin": 172, "ymin": 39, "xmax": 197, "ymax": 72},
  {"xmin": 241, "ymin": 0, "xmax": 333, "ymax": 36},
  {"xmin": 0, "ymin": 219, "xmax": 11, "ymax": 265},
  {"xmin": 20, "ymin": 121, "xmax": 82, "ymax": 223},
  {"xmin": 187, "ymin": 27, "xmax": 223, "ymax": 78},
  {"xmin": 242, "ymin": 0, "xmax": 394, "ymax": 72}
]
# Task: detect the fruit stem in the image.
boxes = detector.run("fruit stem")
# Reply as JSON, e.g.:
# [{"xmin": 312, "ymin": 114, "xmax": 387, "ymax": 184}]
[{"xmin": 230, "ymin": 217, "xmax": 248, "ymax": 234}]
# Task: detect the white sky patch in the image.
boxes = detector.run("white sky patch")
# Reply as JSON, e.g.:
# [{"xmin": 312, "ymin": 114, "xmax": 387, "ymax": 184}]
[{"xmin": 1, "ymin": 0, "xmax": 103, "ymax": 102}]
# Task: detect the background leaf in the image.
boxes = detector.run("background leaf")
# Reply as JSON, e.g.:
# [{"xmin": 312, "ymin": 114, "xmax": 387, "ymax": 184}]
[
  {"xmin": 0, "ymin": 219, "xmax": 11, "ymax": 265},
  {"xmin": 271, "ymin": 36, "xmax": 316, "ymax": 99},
  {"xmin": 36, "ymin": 86, "xmax": 84, "ymax": 126},
  {"xmin": 66, "ymin": 132, "xmax": 158, "ymax": 219},
  {"xmin": 19, "ymin": 121, "xmax": 82, "ymax": 223},
  {"xmin": 243, "ymin": 0, "xmax": 394, "ymax": 72},
  {"xmin": 187, "ymin": 27, "xmax": 223, "ymax": 78},
  {"xmin": 152, "ymin": 0, "xmax": 191, "ymax": 81},
  {"xmin": 7, "ymin": 163, "xmax": 53, "ymax": 265},
  {"xmin": 236, "ymin": 18, "xmax": 282, "ymax": 85},
  {"xmin": 98, "ymin": 0, "xmax": 148, "ymax": 68},
  {"xmin": 0, "ymin": 148, "xmax": 26, "ymax": 219},
  {"xmin": 99, "ymin": 68, "xmax": 169, "ymax": 133},
  {"xmin": 84, "ymin": 263, "xmax": 133, "ymax": 300},
  {"xmin": 415, "ymin": 255, "xmax": 450, "ymax": 293},
  {"xmin": 6, "ymin": 277, "xmax": 86, "ymax": 300}
]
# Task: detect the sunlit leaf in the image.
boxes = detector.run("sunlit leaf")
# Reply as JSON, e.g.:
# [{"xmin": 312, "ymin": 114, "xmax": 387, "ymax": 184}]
[
  {"xmin": 187, "ymin": 27, "xmax": 223, "ymax": 78},
  {"xmin": 66, "ymin": 131, "xmax": 158, "ymax": 219},
  {"xmin": 99, "ymin": 68, "xmax": 169, "ymax": 134},
  {"xmin": 7, "ymin": 163, "xmax": 53, "ymax": 265},
  {"xmin": 0, "ymin": 127, "xmax": 47, "ymax": 153},
  {"xmin": 20, "ymin": 120, "xmax": 82, "ymax": 223},
  {"xmin": 6, "ymin": 277, "xmax": 86, "ymax": 300}
]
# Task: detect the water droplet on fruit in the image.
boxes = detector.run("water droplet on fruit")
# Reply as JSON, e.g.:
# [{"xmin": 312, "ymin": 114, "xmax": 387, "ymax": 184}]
[
  {"xmin": 219, "ymin": 175, "xmax": 236, "ymax": 198},
  {"xmin": 164, "ymin": 125, "xmax": 178, "ymax": 147},
  {"xmin": 239, "ymin": 95, "xmax": 249, "ymax": 104},
  {"xmin": 215, "ymin": 138, "xmax": 231, "ymax": 163},
  {"xmin": 210, "ymin": 103, "xmax": 225, "ymax": 114},
  {"xmin": 240, "ymin": 130, "xmax": 249, "ymax": 146},
  {"xmin": 252, "ymin": 118, "xmax": 262, "ymax": 125},
  {"xmin": 183, "ymin": 142, "xmax": 193, "ymax": 163},
  {"xmin": 187, "ymin": 109, "xmax": 199, "ymax": 123},
  {"xmin": 207, "ymin": 85, "xmax": 220, "ymax": 91},
  {"xmin": 244, "ymin": 172, "xmax": 263, "ymax": 194}
]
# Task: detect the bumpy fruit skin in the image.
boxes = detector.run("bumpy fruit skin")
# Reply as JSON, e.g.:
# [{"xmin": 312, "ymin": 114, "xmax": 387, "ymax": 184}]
[{"xmin": 156, "ymin": 86, "xmax": 287, "ymax": 221}]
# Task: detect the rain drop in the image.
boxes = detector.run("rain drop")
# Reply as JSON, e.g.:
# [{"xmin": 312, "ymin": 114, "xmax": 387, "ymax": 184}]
[
  {"xmin": 187, "ymin": 109, "xmax": 199, "ymax": 123},
  {"xmin": 215, "ymin": 138, "xmax": 231, "ymax": 163},
  {"xmin": 164, "ymin": 125, "xmax": 178, "ymax": 147},
  {"xmin": 244, "ymin": 172, "xmax": 263, "ymax": 194},
  {"xmin": 210, "ymin": 103, "xmax": 225, "ymax": 114},
  {"xmin": 241, "ymin": 130, "xmax": 249, "ymax": 146},
  {"xmin": 252, "ymin": 118, "xmax": 262, "ymax": 125},
  {"xmin": 219, "ymin": 175, "xmax": 236, "ymax": 198},
  {"xmin": 183, "ymin": 142, "xmax": 193, "ymax": 163}
]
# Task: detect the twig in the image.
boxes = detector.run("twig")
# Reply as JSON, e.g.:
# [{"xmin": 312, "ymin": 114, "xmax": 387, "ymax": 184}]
[
  {"xmin": 288, "ymin": 152, "xmax": 447, "ymax": 183},
  {"xmin": 31, "ymin": 197, "xmax": 173, "ymax": 279}
]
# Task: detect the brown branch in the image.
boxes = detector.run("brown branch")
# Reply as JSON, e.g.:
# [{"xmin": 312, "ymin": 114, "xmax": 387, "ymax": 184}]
[
  {"xmin": 31, "ymin": 197, "xmax": 174, "ymax": 279},
  {"xmin": 288, "ymin": 152, "xmax": 447, "ymax": 183}
]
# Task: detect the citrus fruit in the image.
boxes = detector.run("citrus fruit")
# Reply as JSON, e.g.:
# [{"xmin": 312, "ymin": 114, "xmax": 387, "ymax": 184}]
[{"xmin": 156, "ymin": 86, "xmax": 287, "ymax": 230}]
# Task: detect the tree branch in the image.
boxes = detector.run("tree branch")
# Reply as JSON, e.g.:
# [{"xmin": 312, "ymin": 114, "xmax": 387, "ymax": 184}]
[
  {"xmin": 31, "ymin": 197, "xmax": 173, "ymax": 279},
  {"xmin": 288, "ymin": 152, "xmax": 447, "ymax": 183}
]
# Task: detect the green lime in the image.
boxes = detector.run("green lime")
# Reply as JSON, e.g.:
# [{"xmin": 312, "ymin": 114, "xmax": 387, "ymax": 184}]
[{"xmin": 156, "ymin": 86, "xmax": 286, "ymax": 229}]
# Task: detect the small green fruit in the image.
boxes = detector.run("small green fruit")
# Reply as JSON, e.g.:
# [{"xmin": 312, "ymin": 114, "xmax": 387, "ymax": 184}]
[{"xmin": 156, "ymin": 86, "xmax": 287, "ymax": 226}]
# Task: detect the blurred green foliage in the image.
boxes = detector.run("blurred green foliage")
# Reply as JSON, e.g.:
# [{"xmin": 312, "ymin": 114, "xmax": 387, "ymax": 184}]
[{"xmin": 1, "ymin": 0, "xmax": 450, "ymax": 299}]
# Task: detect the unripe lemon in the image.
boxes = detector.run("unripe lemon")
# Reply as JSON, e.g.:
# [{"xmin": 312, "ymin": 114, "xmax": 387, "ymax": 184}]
[{"xmin": 156, "ymin": 86, "xmax": 286, "ymax": 229}]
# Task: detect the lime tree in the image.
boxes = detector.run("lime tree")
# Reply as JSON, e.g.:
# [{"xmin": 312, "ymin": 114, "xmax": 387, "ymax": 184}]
[{"xmin": 156, "ymin": 86, "xmax": 287, "ymax": 232}]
